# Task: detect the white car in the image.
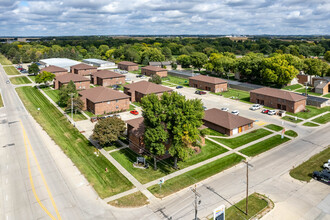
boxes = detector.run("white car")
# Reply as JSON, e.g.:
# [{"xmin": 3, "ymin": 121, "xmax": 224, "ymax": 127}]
[
  {"xmin": 323, "ymin": 163, "xmax": 330, "ymax": 170},
  {"xmin": 125, "ymin": 78, "xmax": 131, "ymax": 81},
  {"xmin": 268, "ymin": 110, "xmax": 276, "ymax": 115},
  {"xmin": 249, "ymin": 104, "xmax": 261, "ymax": 111},
  {"xmin": 221, "ymin": 107, "xmax": 229, "ymax": 112},
  {"xmin": 231, "ymin": 110, "xmax": 239, "ymax": 115}
]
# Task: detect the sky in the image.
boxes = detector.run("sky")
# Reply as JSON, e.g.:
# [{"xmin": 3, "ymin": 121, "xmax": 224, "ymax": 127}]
[{"xmin": 0, "ymin": 0, "xmax": 329, "ymax": 36}]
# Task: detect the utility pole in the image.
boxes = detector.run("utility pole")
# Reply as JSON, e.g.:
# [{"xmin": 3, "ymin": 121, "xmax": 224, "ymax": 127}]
[
  {"xmin": 69, "ymin": 93, "xmax": 75, "ymax": 123},
  {"xmin": 305, "ymin": 82, "xmax": 308, "ymax": 97},
  {"xmin": 191, "ymin": 184, "xmax": 201, "ymax": 220},
  {"xmin": 241, "ymin": 160, "xmax": 253, "ymax": 216}
]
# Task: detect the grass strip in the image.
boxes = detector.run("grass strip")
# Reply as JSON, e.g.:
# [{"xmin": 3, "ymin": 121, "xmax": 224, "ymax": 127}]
[
  {"xmin": 284, "ymin": 130, "xmax": 298, "ymax": 138},
  {"xmin": 212, "ymin": 129, "xmax": 272, "ymax": 149},
  {"xmin": 312, "ymin": 113, "xmax": 330, "ymax": 124},
  {"xmin": 4, "ymin": 66, "xmax": 20, "ymax": 75},
  {"xmin": 10, "ymin": 76, "xmax": 31, "ymax": 85},
  {"xmin": 239, "ymin": 135, "xmax": 290, "ymax": 157},
  {"xmin": 0, "ymin": 54, "xmax": 12, "ymax": 65},
  {"xmin": 290, "ymin": 147, "xmax": 330, "ymax": 182},
  {"xmin": 0, "ymin": 93, "xmax": 3, "ymax": 107},
  {"xmin": 323, "ymin": 93, "xmax": 330, "ymax": 98},
  {"xmin": 148, "ymin": 153, "xmax": 245, "ymax": 198},
  {"xmin": 287, "ymin": 106, "xmax": 330, "ymax": 119},
  {"xmin": 282, "ymin": 116, "xmax": 303, "ymax": 123},
  {"xmin": 203, "ymin": 128, "xmax": 227, "ymax": 137},
  {"xmin": 28, "ymin": 75, "xmax": 36, "ymax": 82},
  {"xmin": 225, "ymin": 193, "xmax": 270, "ymax": 220},
  {"xmin": 295, "ymin": 88, "xmax": 322, "ymax": 96},
  {"xmin": 282, "ymin": 84, "xmax": 302, "ymax": 91},
  {"xmin": 108, "ymin": 191, "xmax": 149, "ymax": 208},
  {"xmin": 264, "ymin": 124, "xmax": 283, "ymax": 132},
  {"xmin": 302, "ymin": 122, "xmax": 319, "ymax": 127},
  {"xmin": 16, "ymin": 86, "xmax": 133, "ymax": 198}
]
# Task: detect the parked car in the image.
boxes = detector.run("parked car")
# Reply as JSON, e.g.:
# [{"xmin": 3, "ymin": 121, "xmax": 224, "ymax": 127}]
[
  {"xmin": 6, "ymin": 80, "xmax": 10, "ymax": 84},
  {"xmin": 195, "ymin": 90, "xmax": 206, "ymax": 95},
  {"xmin": 21, "ymin": 70, "xmax": 28, "ymax": 73},
  {"xmin": 130, "ymin": 110, "xmax": 139, "ymax": 115},
  {"xmin": 261, "ymin": 109, "xmax": 269, "ymax": 114},
  {"xmin": 112, "ymin": 85, "xmax": 121, "ymax": 90},
  {"xmin": 312, "ymin": 170, "xmax": 330, "ymax": 183},
  {"xmin": 323, "ymin": 163, "xmax": 330, "ymax": 170},
  {"xmin": 176, "ymin": 85, "xmax": 183, "ymax": 89},
  {"xmin": 136, "ymin": 75, "xmax": 144, "ymax": 78},
  {"xmin": 268, "ymin": 110, "xmax": 276, "ymax": 115},
  {"xmin": 231, "ymin": 110, "xmax": 239, "ymax": 115},
  {"xmin": 221, "ymin": 107, "xmax": 229, "ymax": 112},
  {"xmin": 249, "ymin": 104, "xmax": 261, "ymax": 111},
  {"xmin": 203, "ymin": 106, "xmax": 207, "ymax": 110},
  {"xmin": 125, "ymin": 78, "xmax": 131, "ymax": 81}
]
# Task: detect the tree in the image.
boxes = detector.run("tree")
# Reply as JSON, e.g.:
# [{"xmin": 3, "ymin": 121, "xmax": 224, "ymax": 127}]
[
  {"xmin": 35, "ymin": 71, "xmax": 55, "ymax": 85},
  {"xmin": 303, "ymin": 58, "xmax": 324, "ymax": 76},
  {"xmin": 177, "ymin": 55, "xmax": 191, "ymax": 68},
  {"xmin": 148, "ymin": 74, "xmax": 162, "ymax": 84},
  {"xmin": 28, "ymin": 63, "xmax": 39, "ymax": 75},
  {"xmin": 140, "ymin": 47, "xmax": 165, "ymax": 62},
  {"xmin": 206, "ymin": 53, "xmax": 236, "ymax": 77},
  {"xmin": 66, "ymin": 97, "xmax": 84, "ymax": 114},
  {"xmin": 162, "ymin": 47, "xmax": 172, "ymax": 60},
  {"xmin": 190, "ymin": 52, "xmax": 208, "ymax": 71},
  {"xmin": 92, "ymin": 117, "xmax": 126, "ymax": 146},
  {"xmin": 59, "ymin": 81, "xmax": 77, "ymax": 106},
  {"xmin": 324, "ymin": 51, "xmax": 330, "ymax": 62}
]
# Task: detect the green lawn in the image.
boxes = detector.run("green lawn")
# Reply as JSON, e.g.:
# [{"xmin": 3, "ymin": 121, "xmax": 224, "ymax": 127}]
[
  {"xmin": 219, "ymin": 88, "xmax": 251, "ymax": 103},
  {"xmin": 111, "ymin": 139, "xmax": 228, "ymax": 184},
  {"xmin": 148, "ymin": 153, "xmax": 245, "ymax": 198},
  {"xmin": 16, "ymin": 86, "xmax": 134, "ymax": 198},
  {"xmin": 132, "ymin": 101, "xmax": 141, "ymax": 107},
  {"xmin": 302, "ymin": 122, "xmax": 319, "ymax": 127},
  {"xmin": 290, "ymin": 147, "xmax": 330, "ymax": 182},
  {"xmin": 3, "ymin": 66, "xmax": 20, "ymax": 75},
  {"xmin": 161, "ymin": 81, "xmax": 176, "ymax": 87},
  {"xmin": 10, "ymin": 76, "xmax": 31, "ymax": 85},
  {"xmin": 264, "ymin": 124, "xmax": 283, "ymax": 132},
  {"xmin": 129, "ymin": 104, "xmax": 135, "ymax": 111},
  {"xmin": 28, "ymin": 75, "xmax": 36, "ymax": 82},
  {"xmin": 323, "ymin": 93, "xmax": 330, "ymax": 98},
  {"xmin": 108, "ymin": 191, "xmax": 149, "ymax": 208},
  {"xmin": 162, "ymin": 75, "xmax": 189, "ymax": 86},
  {"xmin": 84, "ymin": 110, "xmax": 96, "ymax": 117},
  {"xmin": 0, "ymin": 93, "xmax": 3, "ymax": 107},
  {"xmin": 282, "ymin": 84, "xmax": 303, "ymax": 91},
  {"xmin": 285, "ymin": 130, "xmax": 298, "ymax": 138},
  {"xmin": 295, "ymin": 88, "xmax": 322, "ymax": 96},
  {"xmin": 225, "ymin": 193, "xmax": 270, "ymax": 220},
  {"xmin": 287, "ymin": 106, "xmax": 330, "ymax": 119},
  {"xmin": 130, "ymin": 70, "xmax": 141, "ymax": 74},
  {"xmin": 239, "ymin": 135, "xmax": 290, "ymax": 157},
  {"xmin": 103, "ymin": 141, "xmax": 123, "ymax": 151},
  {"xmin": 202, "ymin": 128, "xmax": 227, "ymax": 137},
  {"xmin": 312, "ymin": 113, "xmax": 330, "ymax": 124},
  {"xmin": 0, "ymin": 54, "xmax": 12, "ymax": 65},
  {"xmin": 282, "ymin": 116, "xmax": 303, "ymax": 123},
  {"xmin": 211, "ymin": 129, "xmax": 272, "ymax": 149}
]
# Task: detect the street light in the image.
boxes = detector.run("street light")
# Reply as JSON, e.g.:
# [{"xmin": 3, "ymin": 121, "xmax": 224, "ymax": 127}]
[{"xmin": 241, "ymin": 160, "xmax": 254, "ymax": 216}]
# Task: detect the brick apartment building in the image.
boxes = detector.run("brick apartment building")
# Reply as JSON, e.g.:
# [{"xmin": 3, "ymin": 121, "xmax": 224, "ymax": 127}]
[
  {"xmin": 53, "ymin": 73, "xmax": 90, "ymax": 90},
  {"xmin": 141, "ymin": 66, "xmax": 168, "ymax": 77},
  {"xmin": 250, "ymin": 87, "xmax": 307, "ymax": 113},
  {"xmin": 203, "ymin": 108, "xmax": 254, "ymax": 136},
  {"xmin": 117, "ymin": 61, "xmax": 139, "ymax": 71},
  {"xmin": 91, "ymin": 70, "xmax": 125, "ymax": 87},
  {"xmin": 70, "ymin": 63, "xmax": 97, "ymax": 77},
  {"xmin": 40, "ymin": 65, "xmax": 68, "ymax": 76},
  {"xmin": 78, "ymin": 87, "xmax": 130, "ymax": 115},
  {"xmin": 124, "ymin": 81, "xmax": 172, "ymax": 102},
  {"xmin": 189, "ymin": 75, "xmax": 228, "ymax": 93}
]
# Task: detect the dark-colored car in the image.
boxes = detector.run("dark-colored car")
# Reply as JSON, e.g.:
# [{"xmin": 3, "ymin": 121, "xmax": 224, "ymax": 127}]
[
  {"xmin": 313, "ymin": 170, "xmax": 330, "ymax": 183},
  {"xmin": 136, "ymin": 75, "xmax": 143, "ymax": 78},
  {"xmin": 195, "ymin": 90, "xmax": 207, "ymax": 95},
  {"xmin": 176, "ymin": 85, "xmax": 183, "ymax": 89},
  {"xmin": 112, "ymin": 85, "xmax": 121, "ymax": 90}
]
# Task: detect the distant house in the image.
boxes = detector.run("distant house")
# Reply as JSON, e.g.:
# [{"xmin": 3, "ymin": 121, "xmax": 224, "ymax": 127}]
[
  {"xmin": 203, "ymin": 108, "xmax": 254, "ymax": 136},
  {"xmin": 39, "ymin": 65, "xmax": 68, "ymax": 76},
  {"xmin": 312, "ymin": 77, "xmax": 330, "ymax": 95},
  {"xmin": 123, "ymin": 81, "xmax": 172, "ymax": 102},
  {"xmin": 70, "ymin": 63, "xmax": 97, "ymax": 77},
  {"xmin": 78, "ymin": 87, "xmax": 130, "ymax": 115},
  {"xmin": 189, "ymin": 75, "xmax": 228, "ymax": 93},
  {"xmin": 250, "ymin": 87, "xmax": 306, "ymax": 113},
  {"xmin": 149, "ymin": 61, "xmax": 172, "ymax": 70},
  {"xmin": 117, "ymin": 61, "xmax": 139, "ymax": 71},
  {"xmin": 91, "ymin": 70, "xmax": 125, "ymax": 86},
  {"xmin": 82, "ymin": 58, "xmax": 115, "ymax": 68},
  {"xmin": 297, "ymin": 73, "xmax": 314, "ymax": 85},
  {"xmin": 54, "ymin": 73, "xmax": 90, "ymax": 90},
  {"xmin": 141, "ymin": 66, "xmax": 168, "ymax": 77}
]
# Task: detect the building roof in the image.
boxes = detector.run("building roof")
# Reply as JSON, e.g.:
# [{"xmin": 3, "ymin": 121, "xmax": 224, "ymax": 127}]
[
  {"xmin": 118, "ymin": 61, "xmax": 138, "ymax": 66},
  {"xmin": 315, "ymin": 80, "xmax": 330, "ymax": 89},
  {"xmin": 250, "ymin": 87, "xmax": 307, "ymax": 102},
  {"xmin": 189, "ymin": 75, "xmax": 227, "ymax": 85},
  {"xmin": 55, "ymin": 73, "xmax": 90, "ymax": 83},
  {"xmin": 78, "ymin": 87, "xmax": 129, "ymax": 103},
  {"xmin": 92, "ymin": 70, "xmax": 125, "ymax": 79},
  {"xmin": 141, "ymin": 65, "xmax": 167, "ymax": 72},
  {"xmin": 149, "ymin": 62, "xmax": 162, "ymax": 66},
  {"xmin": 126, "ymin": 117, "xmax": 145, "ymax": 136},
  {"xmin": 124, "ymin": 81, "xmax": 172, "ymax": 95},
  {"xmin": 39, "ymin": 58, "xmax": 81, "ymax": 69},
  {"xmin": 83, "ymin": 58, "xmax": 114, "ymax": 65},
  {"xmin": 71, "ymin": 63, "xmax": 97, "ymax": 70},
  {"xmin": 203, "ymin": 108, "xmax": 254, "ymax": 130},
  {"xmin": 40, "ymin": 65, "xmax": 67, "ymax": 73}
]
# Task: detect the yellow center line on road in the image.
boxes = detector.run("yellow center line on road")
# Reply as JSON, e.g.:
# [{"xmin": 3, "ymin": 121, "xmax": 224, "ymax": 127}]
[{"xmin": 20, "ymin": 121, "xmax": 61, "ymax": 220}]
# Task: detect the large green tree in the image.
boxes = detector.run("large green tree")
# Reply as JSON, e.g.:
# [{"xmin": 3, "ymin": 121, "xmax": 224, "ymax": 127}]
[
  {"xmin": 92, "ymin": 117, "xmax": 126, "ymax": 146},
  {"xmin": 28, "ymin": 63, "xmax": 40, "ymax": 75},
  {"xmin": 66, "ymin": 97, "xmax": 84, "ymax": 114},
  {"xmin": 148, "ymin": 74, "xmax": 162, "ymax": 84},
  {"xmin": 35, "ymin": 71, "xmax": 55, "ymax": 85},
  {"xmin": 59, "ymin": 81, "xmax": 77, "ymax": 106},
  {"xmin": 324, "ymin": 51, "xmax": 330, "ymax": 62},
  {"xmin": 190, "ymin": 52, "xmax": 208, "ymax": 71},
  {"xmin": 303, "ymin": 58, "xmax": 325, "ymax": 76},
  {"xmin": 140, "ymin": 47, "xmax": 165, "ymax": 62},
  {"xmin": 177, "ymin": 55, "xmax": 191, "ymax": 68}
]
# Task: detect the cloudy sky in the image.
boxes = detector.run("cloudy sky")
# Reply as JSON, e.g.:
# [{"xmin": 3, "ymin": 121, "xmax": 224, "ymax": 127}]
[{"xmin": 0, "ymin": 0, "xmax": 329, "ymax": 36}]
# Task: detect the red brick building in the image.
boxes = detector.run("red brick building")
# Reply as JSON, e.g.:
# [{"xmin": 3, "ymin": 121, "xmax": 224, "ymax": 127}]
[
  {"xmin": 118, "ymin": 61, "xmax": 139, "ymax": 71},
  {"xmin": 124, "ymin": 81, "xmax": 172, "ymax": 102},
  {"xmin": 40, "ymin": 65, "xmax": 68, "ymax": 76},
  {"xmin": 53, "ymin": 73, "xmax": 90, "ymax": 90},
  {"xmin": 70, "ymin": 63, "xmax": 97, "ymax": 77},
  {"xmin": 91, "ymin": 70, "xmax": 125, "ymax": 86},
  {"xmin": 78, "ymin": 87, "xmax": 130, "ymax": 115},
  {"xmin": 250, "ymin": 87, "xmax": 306, "ymax": 113},
  {"xmin": 189, "ymin": 75, "xmax": 228, "ymax": 93},
  {"xmin": 141, "ymin": 66, "xmax": 167, "ymax": 77},
  {"xmin": 203, "ymin": 108, "xmax": 254, "ymax": 136}
]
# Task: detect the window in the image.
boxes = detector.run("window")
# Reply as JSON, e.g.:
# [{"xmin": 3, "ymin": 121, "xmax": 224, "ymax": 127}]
[{"xmin": 116, "ymin": 106, "xmax": 119, "ymax": 109}]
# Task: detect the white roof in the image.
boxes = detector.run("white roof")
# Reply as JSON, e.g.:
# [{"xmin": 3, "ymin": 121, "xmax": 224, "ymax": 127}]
[
  {"xmin": 83, "ymin": 58, "xmax": 114, "ymax": 65},
  {"xmin": 39, "ymin": 58, "xmax": 81, "ymax": 69}
]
